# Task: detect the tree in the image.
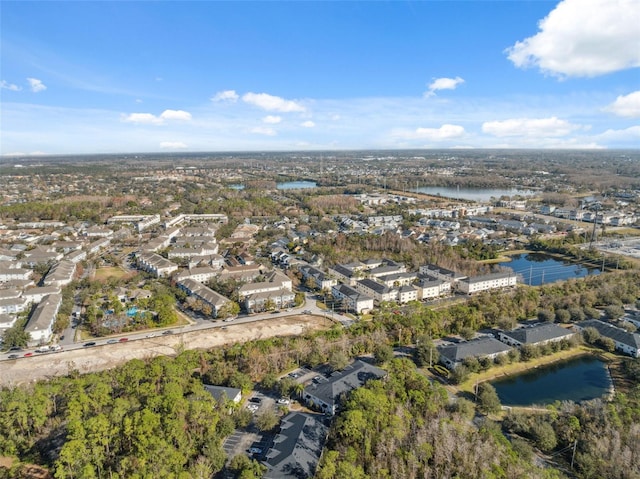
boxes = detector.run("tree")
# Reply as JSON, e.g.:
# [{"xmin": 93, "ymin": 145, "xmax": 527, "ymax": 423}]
[
  {"xmin": 373, "ymin": 343, "xmax": 394, "ymax": 365},
  {"xmin": 555, "ymin": 309, "xmax": 571, "ymax": 323},
  {"xmin": 581, "ymin": 326, "xmax": 600, "ymax": 345},
  {"xmin": 604, "ymin": 305, "xmax": 624, "ymax": 320},
  {"xmin": 596, "ymin": 336, "xmax": 616, "ymax": 352},
  {"xmin": 477, "ymin": 383, "xmax": 501, "ymax": 415},
  {"xmin": 255, "ymin": 409, "xmax": 279, "ymax": 432},
  {"xmin": 460, "ymin": 327, "xmax": 476, "ymax": 341},
  {"xmin": 537, "ymin": 309, "xmax": 555, "ymax": 322},
  {"xmin": 2, "ymin": 323, "xmax": 30, "ymax": 349},
  {"xmin": 328, "ymin": 349, "xmax": 350, "ymax": 372},
  {"xmin": 414, "ymin": 335, "xmax": 438, "ymax": 367}
]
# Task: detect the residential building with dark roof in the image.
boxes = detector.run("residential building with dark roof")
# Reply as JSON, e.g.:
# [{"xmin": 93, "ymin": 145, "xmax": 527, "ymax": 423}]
[
  {"xmin": 302, "ymin": 360, "xmax": 386, "ymax": 415},
  {"xmin": 498, "ymin": 323, "xmax": 575, "ymax": 348},
  {"xmin": 298, "ymin": 264, "xmax": 337, "ymax": 290},
  {"xmin": 458, "ymin": 271, "xmax": 517, "ymax": 294},
  {"xmin": 575, "ymin": 320, "xmax": 640, "ymax": 358},
  {"xmin": 327, "ymin": 263, "xmax": 360, "ymax": 286},
  {"xmin": 263, "ymin": 412, "xmax": 329, "ymax": 479},
  {"xmin": 203, "ymin": 385, "xmax": 242, "ymax": 404},
  {"xmin": 354, "ymin": 278, "xmax": 397, "ymax": 303},
  {"xmin": 438, "ymin": 337, "xmax": 512, "ymax": 370},
  {"xmin": 419, "ymin": 264, "xmax": 467, "ymax": 283},
  {"xmin": 177, "ymin": 278, "xmax": 230, "ymax": 317},
  {"xmin": 25, "ymin": 293, "xmax": 62, "ymax": 346},
  {"xmin": 331, "ymin": 283, "xmax": 374, "ymax": 314},
  {"xmin": 415, "ymin": 277, "xmax": 451, "ymax": 300}
]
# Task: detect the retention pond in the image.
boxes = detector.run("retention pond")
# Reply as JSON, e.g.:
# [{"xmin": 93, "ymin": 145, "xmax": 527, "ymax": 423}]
[{"xmin": 490, "ymin": 355, "xmax": 613, "ymax": 407}]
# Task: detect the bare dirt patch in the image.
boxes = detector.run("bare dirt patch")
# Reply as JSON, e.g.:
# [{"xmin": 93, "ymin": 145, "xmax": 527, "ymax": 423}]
[{"xmin": 0, "ymin": 315, "xmax": 332, "ymax": 387}]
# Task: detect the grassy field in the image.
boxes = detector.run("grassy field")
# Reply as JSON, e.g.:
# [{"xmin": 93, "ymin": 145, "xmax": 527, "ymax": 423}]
[{"xmin": 93, "ymin": 266, "xmax": 134, "ymax": 281}]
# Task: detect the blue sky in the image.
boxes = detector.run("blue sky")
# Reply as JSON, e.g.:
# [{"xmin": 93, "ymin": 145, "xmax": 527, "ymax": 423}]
[{"xmin": 1, "ymin": 0, "xmax": 639, "ymax": 155}]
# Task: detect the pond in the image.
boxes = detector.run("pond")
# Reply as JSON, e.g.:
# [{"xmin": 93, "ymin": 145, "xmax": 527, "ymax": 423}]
[
  {"xmin": 491, "ymin": 355, "xmax": 613, "ymax": 407},
  {"xmin": 413, "ymin": 186, "xmax": 535, "ymax": 202},
  {"xmin": 502, "ymin": 252, "xmax": 601, "ymax": 286},
  {"xmin": 276, "ymin": 180, "xmax": 317, "ymax": 190}
]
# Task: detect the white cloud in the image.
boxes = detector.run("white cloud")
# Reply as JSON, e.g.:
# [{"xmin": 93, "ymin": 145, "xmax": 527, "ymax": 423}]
[
  {"xmin": 27, "ymin": 78, "xmax": 47, "ymax": 92},
  {"xmin": 597, "ymin": 125, "xmax": 640, "ymax": 142},
  {"xmin": 263, "ymin": 115, "xmax": 282, "ymax": 124},
  {"xmin": 425, "ymin": 76, "xmax": 465, "ymax": 97},
  {"xmin": 121, "ymin": 109, "xmax": 192, "ymax": 124},
  {"xmin": 1, "ymin": 80, "xmax": 21, "ymax": 91},
  {"xmin": 301, "ymin": 120, "xmax": 315, "ymax": 128},
  {"xmin": 211, "ymin": 90, "xmax": 239, "ymax": 102},
  {"xmin": 135, "ymin": 98, "xmax": 143, "ymax": 103},
  {"xmin": 482, "ymin": 117, "xmax": 582, "ymax": 137},
  {"xmin": 506, "ymin": 0, "xmax": 640, "ymax": 77},
  {"xmin": 160, "ymin": 141, "xmax": 188, "ymax": 149},
  {"xmin": 603, "ymin": 91, "xmax": 640, "ymax": 118},
  {"xmin": 250, "ymin": 126, "xmax": 277, "ymax": 136},
  {"xmin": 394, "ymin": 124, "xmax": 466, "ymax": 140},
  {"xmin": 242, "ymin": 92, "xmax": 305, "ymax": 112},
  {"xmin": 160, "ymin": 109, "xmax": 192, "ymax": 121},
  {"xmin": 121, "ymin": 113, "xmax": 163, "ymax": 124}
]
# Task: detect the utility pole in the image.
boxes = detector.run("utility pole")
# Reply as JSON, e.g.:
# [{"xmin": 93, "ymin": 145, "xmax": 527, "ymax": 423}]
[{"xmin": 571, "ymin": 440, "xmax": 578, "ymax": 469}]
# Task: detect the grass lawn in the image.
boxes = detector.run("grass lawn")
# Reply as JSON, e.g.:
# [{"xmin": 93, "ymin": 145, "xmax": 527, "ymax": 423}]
[{"xmin": 93, "ymin": 266, "xmax": 133, "ymax": 282}]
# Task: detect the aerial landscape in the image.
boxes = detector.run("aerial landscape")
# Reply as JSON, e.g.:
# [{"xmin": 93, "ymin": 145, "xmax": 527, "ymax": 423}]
[{"xmin": 1, "ymin": 1, "xmax": 639, "ymax": 479}]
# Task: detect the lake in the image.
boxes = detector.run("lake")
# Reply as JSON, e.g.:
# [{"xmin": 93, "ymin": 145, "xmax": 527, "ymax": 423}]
[
  {"xmin": 277, "ymin": 180, "xmax": 317, "ymax": 190},
  {"xmin": 491, "ymin": 355, "xmax": 613, "ymax": 406},
  {"xmin": 503, "ymin": 252, "xmax": 601, "ymax": 285},
  {"xmin": 414, "ymin": 186, "xmax": 535, "ymax": 202}
]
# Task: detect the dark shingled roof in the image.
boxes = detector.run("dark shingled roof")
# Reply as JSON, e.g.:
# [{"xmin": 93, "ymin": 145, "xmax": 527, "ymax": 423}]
[
  {"xmin": 438, "ymin": 337, "xmax": 511, "ymax": 363},
  {"xmin": 263, "ymin": 412, "xmax": 329, "ymax": 479},
  {"xmin": 303, "ymin": 360, "xmax": 386, "ymax": 410},
  {"xmin": 577, "ymin": 320, "xmax": 640, "ymax": 350},
  {"xmin": 501, "ymin": 323, "xmax": 574, "ymax": 345}
]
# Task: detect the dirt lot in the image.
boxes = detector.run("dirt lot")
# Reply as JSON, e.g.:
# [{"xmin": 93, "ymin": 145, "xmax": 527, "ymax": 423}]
[{"xmin": 0, "ymin": 315, "xmax": 333, "ymax": 387}]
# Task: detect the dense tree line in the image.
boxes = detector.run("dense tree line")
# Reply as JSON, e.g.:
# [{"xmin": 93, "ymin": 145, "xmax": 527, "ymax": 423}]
[
  {"xmin": 503, "ymin": 385, "xmax": 640, "ymax": 479},
  {"xmin": 316, "ymin": 359, "xmax": 563, "ymax": 479},
  {"xmin": 0, "ymin": 352, "xmax": 228, "ymax": 479}
]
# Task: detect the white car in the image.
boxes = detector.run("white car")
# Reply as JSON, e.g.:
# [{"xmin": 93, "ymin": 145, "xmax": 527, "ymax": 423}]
[{"xmin": 276, "ymin": 398, "xmax": 290, "ymax": 405}]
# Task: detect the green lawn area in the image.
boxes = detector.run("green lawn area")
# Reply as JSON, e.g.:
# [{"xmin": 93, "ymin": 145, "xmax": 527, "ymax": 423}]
[{"xmin": 93, "ymin": 266, "xmax": 132, "ymax": 281}]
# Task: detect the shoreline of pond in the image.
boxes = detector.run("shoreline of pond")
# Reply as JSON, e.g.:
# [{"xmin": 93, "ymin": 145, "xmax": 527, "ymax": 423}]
[{"xmin": 457, "ymin": 346, "xmax": 621, "ymax": 398}]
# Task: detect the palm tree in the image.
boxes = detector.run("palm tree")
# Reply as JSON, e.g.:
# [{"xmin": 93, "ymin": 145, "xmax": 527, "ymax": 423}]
[{"xmin": 293, "ymin": 382, "xmax": 305, "ymax": 400}]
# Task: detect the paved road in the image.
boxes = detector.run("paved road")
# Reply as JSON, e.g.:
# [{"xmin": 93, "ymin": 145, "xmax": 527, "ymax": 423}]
[{"xmin": 0, "ymin": 292, "xmax": 348, "ymax": 363}]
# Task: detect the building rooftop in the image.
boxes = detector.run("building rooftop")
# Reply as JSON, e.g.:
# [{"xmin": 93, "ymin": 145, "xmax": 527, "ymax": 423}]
[
  {"xmin": 438, "ymin": 337, "xmax": 512, "ymax": 364},
  {"xmin": 501, "ymin": 323, "xmax": 574, "ymax": 345},
  {"xmin": 303, "ymin": 360, "xmax": 386, "ymax": 411},
  {"xmin": 263, "ymin": 412, "xmax": 329, "ymax": 479}
]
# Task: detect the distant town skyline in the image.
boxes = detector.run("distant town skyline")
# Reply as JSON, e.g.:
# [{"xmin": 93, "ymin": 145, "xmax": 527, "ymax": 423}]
[{"xmin": 1, "ymin": 0, "xmax": 639, "ymax": 156}]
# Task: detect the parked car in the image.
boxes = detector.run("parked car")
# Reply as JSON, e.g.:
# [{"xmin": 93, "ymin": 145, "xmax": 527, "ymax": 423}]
[
  {"xmin": 83, "ymin": 342, "xmax": 97, "ymax": 347},
  {"xmin": 119, "ymin": 337, "xmax": 129, "ymax": 342},
  {"xmin": 162, "ymin": 330, "xmax": 173, "ymax": 335},
  {"xmin": 276, "ymin": 398, "xmax": 291, "ymax": 405},
  {"xmin": 8, "ymin": 346, "xmax": 22, "ymax": 352},
  {"xmin": 23, "ymin": 352, "xmax": 34, "ymax": 357},
  {"xmin": 248, "ymin": 447, "xmax": 262, "ymax": 454},
  {"xmin": 7, "ymin": 354, "xmax": 19, "ymax": 359},
  {"xmin": 107, "ymin": 339, "xmax": 118, "ymax": 344},
  {"xmin": 249, "ymin": 397, "xmax": 262, "ymax": 404}
]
